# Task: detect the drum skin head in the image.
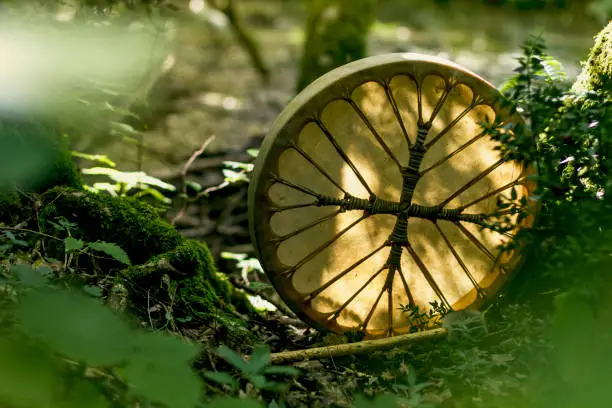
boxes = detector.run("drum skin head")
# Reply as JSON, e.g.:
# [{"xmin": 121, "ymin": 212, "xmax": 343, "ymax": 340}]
[{"xmin": 248, "ymin": 53, "xmax": 536, "ymax": 338}]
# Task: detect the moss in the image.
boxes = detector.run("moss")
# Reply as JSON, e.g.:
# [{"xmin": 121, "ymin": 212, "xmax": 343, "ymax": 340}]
[
  {"xmin": 35, "ymin": 186, "xmax": 256, "ymax": 347},
  {"xmin": 572, "ymin": 21, "xmax": 612, "ymax": 94},
  {"xmin": 296, "ymin": 0, "xmax": 376, "ymax": 93},
  {"xmin": 39, "ymin": 186, "xmax": 181, "ymax": 264}
]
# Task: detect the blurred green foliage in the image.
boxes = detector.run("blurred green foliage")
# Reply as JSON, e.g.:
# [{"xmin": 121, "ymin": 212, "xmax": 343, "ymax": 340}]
[{"xmin": 296, "ymin": 0, "xmax": 376, "ymax": 92}]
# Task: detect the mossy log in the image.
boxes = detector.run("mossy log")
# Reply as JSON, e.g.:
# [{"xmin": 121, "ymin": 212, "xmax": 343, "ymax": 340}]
[
  {"xmin": 0, "ymin": 117, "xmax": 256, "ymax": 348},
  {"xmin": 296, "ymin": 0, "xmax": 376, "ymax": 93}
]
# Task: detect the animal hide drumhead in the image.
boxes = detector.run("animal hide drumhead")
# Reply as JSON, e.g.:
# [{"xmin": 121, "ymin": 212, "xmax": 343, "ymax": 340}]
[{"xmin": 248, "ymin": 53, "xmax": 536, "ymax": 338}]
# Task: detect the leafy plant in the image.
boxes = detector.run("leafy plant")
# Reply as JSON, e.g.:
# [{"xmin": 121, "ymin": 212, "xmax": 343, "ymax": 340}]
[
  {"xmin": 206, "ymin": 345, "xmax": 300, "ymax": 393},
  {"xmin": 63, "ymin": 237, "xmax": 132, "ymax": 266}
]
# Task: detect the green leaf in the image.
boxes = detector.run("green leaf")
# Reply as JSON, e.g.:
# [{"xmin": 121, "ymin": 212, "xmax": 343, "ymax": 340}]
[
  {"xmin": 0, "ymin": 335, "xmax": 63, "ymax": 408},
  {"xmin": 217, "ymin": 345, "xmax": 250, "ymax": 373},
  {"xmin": 71, "ymin": 151, "xmax": 117, "ymax": 168},
  {"xmin": 262, "ymin": 365, "xmax": 300, "ymax": 377},
  {"xmin": 246, "ymin": 345, "xmax": 271, "ymax": 374},
  {"xmin": 248, "ymin": 282, "xmax": 272, "ymax": 291},
  {"xmin": 186, "ymin": 180, "xmax": 203, "ymax": 192},
  {"xmin": 246, "ymin": 149, "xmax": 259, "ymax": 158},
  {"xmin": 203, "ymin": 371, "xmax": 238, "ymax": 390},
  {"xmin": 64, "ymin": 237, "xmax": 84, "ymax": 252},
  {"xmin": 15, "ymin": 288, "xmax": 136, "ymax": 366},
  {"xmin": 353, "ymin": 394, "xmax": 400, "ymax": 408},
  {"xmin": 82, "ymin": 285, "xmax": 103, "ymax": 298},
  {"xmin": 132, "ymin": 331, "xmax": 200, "ymax": 369},
  {"xmin": 206, "ymin": 397, "xmax": 264, "ymax": 408},
  {"xmin": 10, "ymin": 263, "xmax": 50, "ymax": 287},
  {"xmin": 122, "ymin": 333, "xmax": 201, "ymax": 408},
  {"xmin": 86, "ymin": 241, "xmax": 132, "ymax": 266},
  {"xmin": 247, "ymin": 374, "xmax": 268, "ymax": 389},
  {"xmin": 135, "ymin": 187, "xmax": 172, "ymax": 204},
  {"xmin": 223, "ymin": 161, "xmax": 254, "ymax": 172},
  {"xmin": 221, "ymin": 252, "xmax": 247, "ymax": 261},
  {"xmin": 221, "ymin": 169, "xmax": 249, "ymax": 184},
  {"xmin": 81, "ymin": 167, "xmax": 175, "ymax": 193},
  {"xmin": 56, "ymin": 378, "xmax": 110, "ymax": 408}
]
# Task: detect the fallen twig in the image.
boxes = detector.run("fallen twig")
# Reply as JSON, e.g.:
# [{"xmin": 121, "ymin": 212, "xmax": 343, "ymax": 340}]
[
  {"xmin": 0, "ymin": 226, "xmax": 61, "ymax": 241},
  {"xmin": 171, "ymin": 136, "xmax": 216, "ymax": 226},
  {"xmin": 269, "ymin": 328, "xmax": 448, "ymax": 365}
]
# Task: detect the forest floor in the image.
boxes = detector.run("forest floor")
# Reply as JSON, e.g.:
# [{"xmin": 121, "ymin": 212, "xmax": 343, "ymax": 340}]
[
  {"xmin": 30, "ymin": 2, "xmax": 606, "ymax": 406},
  {"xmin": 82, "ymin": 0, "xmax": 599, "ymax": 271}
]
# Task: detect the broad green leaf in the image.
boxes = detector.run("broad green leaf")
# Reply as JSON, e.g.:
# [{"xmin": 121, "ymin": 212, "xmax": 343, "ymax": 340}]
[
  {"xmin": 64, "ymin": 237, "xmax": 84, "ymax": 252},
  {"xmin": 0, "ymin": 336, "xmax": 63, "ymax": 408},
  {"xmin": 206, "ymin": 397, "xmax": 263, "ymax": 408},
  {"xmin": 221, "ymin": 169, "xmax": 249, "ymax": 184},
  {"xmin": 262, "ymin": 365, "xmax": 300, "ymax": 377},
  {"xmin": 248, "ymin": 282, "xmax": 272, "ymax": 291},
  {"xmin": 123, "ymin": 360, "xmax": 201, "ymax": 408},
  {"xmin": 15, "ymin": 288, "xmax": 135, "ymax": 366},
  {"xmin": 87, "ymin": 241, "xmax": 132, "ymax": 266},
  {"xmin": 56, "ymin": 378, "xmax": 110, "ymax": 408},
  {"xmin": 237, "ymin": 258, "xmax": 263, "ymax": 274},
  {"xmin": 221, "ymin": 252, "xmax": 247, "ymax": 261},
  {"xmin": 132, "ymin": 331, "xmax": 200, "ymax": 367},
  {"xmin": 217, "ymin": 345, "xmax": 249, "ymax": 372},
  {"xmin": 122, "ymin": 334, "xmax": 201, "ymax": 408},
  {"xmin": 10, "ymin": 263, "xmax": 50, "ymax": 287},
  {"xmin": 203, "ymin": 371, "xmax": 238, "ymax": 390},
  {"xmin": 246, "ymin": 345, "xmax": 271, "ymax": 374},
  {"xmin": 82, "ymin": 285, "xmax": 103, "ymax": 298},
  {"xmin": 82, "ymin": 167, "xmax": 175, "ymax": 192},
  {"xmin": 246, "ymin": 149, "xmax": 259, "ymax": 158},
  {"xmin": 247, "ymin": 374, "xmax": 268, "ymax": 389},
  {"xmin": 186, "ymin": 180, "xmax": 203, "ymax": 192},
  {"xmin": 135, "ymin": 187, "xmax": 172, "ymax": 204},
  {"xmin": 71, "ymin": 151, "xmax": 117, "ymax": 168},
  {"xmin": 353, "ymin": 394, "xmax": 400, "ymax": 408},
  {"xmin": 223, "ymin": 161, "xmax": 254, "ymax": 172}
]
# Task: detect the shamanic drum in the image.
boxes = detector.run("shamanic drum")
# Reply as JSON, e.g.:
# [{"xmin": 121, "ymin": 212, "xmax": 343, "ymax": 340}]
[{"xmin": 248, "ymin": 54, "xmax": 536, "ymax": 338}]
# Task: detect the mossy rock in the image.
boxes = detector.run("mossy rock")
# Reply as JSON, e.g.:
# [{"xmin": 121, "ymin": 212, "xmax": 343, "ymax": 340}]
[
  {"xmin": 34, "ymin": 186, "xmax": 256, "ymax": 347},
  {"xmin": 572, "ymin": 21, "xmax": 612, "ymax": 94}
]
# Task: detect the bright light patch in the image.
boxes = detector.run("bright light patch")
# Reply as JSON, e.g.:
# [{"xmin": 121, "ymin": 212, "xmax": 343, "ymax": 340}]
[
  {"xmin": 0, "ymin": 10, "xmax": 171, "ymax": 121},
  {"xmin": 189, "ymin": 0, "xmax": 206, "ymax": 13}
]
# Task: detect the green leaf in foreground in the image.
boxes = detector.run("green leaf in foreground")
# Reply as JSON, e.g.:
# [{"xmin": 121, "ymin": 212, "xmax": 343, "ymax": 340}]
[
  {"xmin": 262, "ymin": 365, "xmax": 300, "ymax": 376},
  {"xmin": 15, "ymin": 288, "xmax": 135, "ymax": 366},
  {"xmin": 10, "ymin": 263, "xmax": 51, "ymax": 287},
  {"xmin": 122, "ymin": 333, "xmax": 201, "ymax": 408},
  {"xmin": 203, "ymin": 371, "xmax": 238, "ymax": 390},
  {"xmin": 64, "ymin": 237, "xmax": 84, "ymax": 252},
  {"xmin": 217, "ymin": 345, "xmax": 250, "ymax": 373},
  {"xmin": 0, "ymin": 336, "xmax": 63, "ymax": 408},
  {"xmin": 206, "ymin": 397, "xmax": 264, "ymax": 408},
  {"xmin": 247, "ymin": 345, "xmax": 271, "ymax": 375},
  {"xmin": 87, "ymin": 241, "xmax": 132, "ymax": 265},
  {"xmin": 56, "ymin": 378, "xmax": 110, "ymax": 408}
]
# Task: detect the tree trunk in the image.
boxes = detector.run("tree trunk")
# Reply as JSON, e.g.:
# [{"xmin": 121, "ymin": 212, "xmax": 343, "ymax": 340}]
[{"xmin": 295, "ymin": 0, "xmax": 377, "ymax": 93}]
